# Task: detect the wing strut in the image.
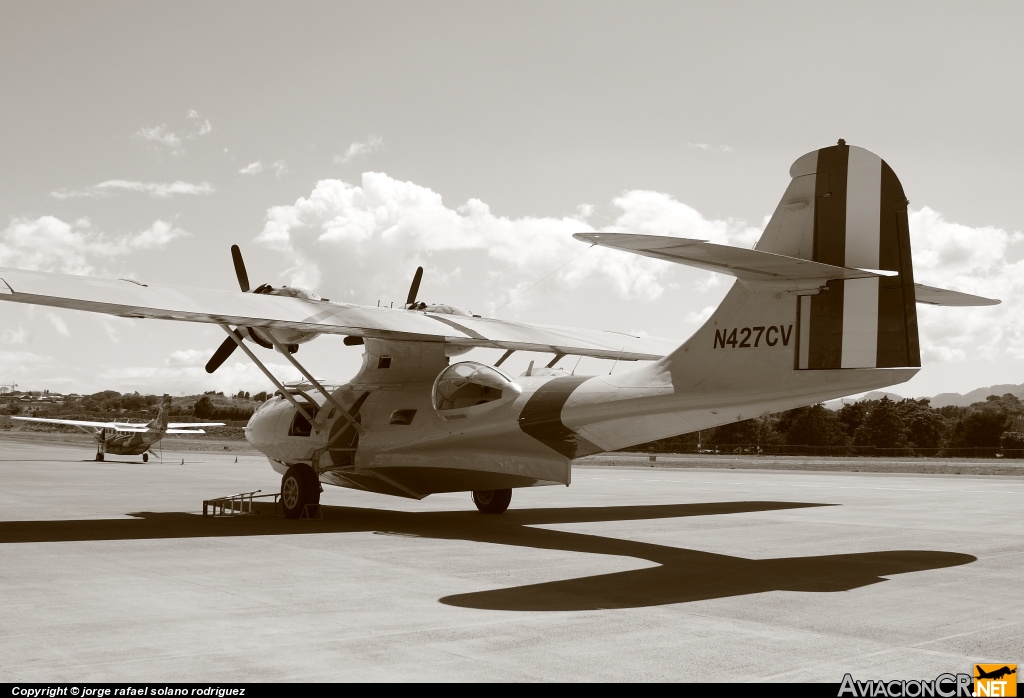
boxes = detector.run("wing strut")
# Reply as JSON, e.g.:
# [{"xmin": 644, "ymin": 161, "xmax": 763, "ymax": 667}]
[
  {"xmin": 219, "ymin": 325, "xmax": 317, "ymax": 425},
  {"xmin": 264, "ymin": 331, "xmax": 365, "ymax": 437},
  {"xmin": 495, "ymin": 349, "xmax": 514, "ymax": 367}
]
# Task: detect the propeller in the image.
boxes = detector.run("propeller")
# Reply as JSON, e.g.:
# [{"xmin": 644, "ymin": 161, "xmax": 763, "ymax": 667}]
[
  {"xmin": 205, "ymin": 245, "xmax": 275, "ymax": 373},
  {"xmin": 406, "ymin": 266, "xmax": 423, "ymax": 308},
  {"xmin": 205, "ymin": 246, "xmax": 251, "ymax": 373},
  {"xmin": 231, "ymin": 244, "xmax": 250, "ymax": 292}
]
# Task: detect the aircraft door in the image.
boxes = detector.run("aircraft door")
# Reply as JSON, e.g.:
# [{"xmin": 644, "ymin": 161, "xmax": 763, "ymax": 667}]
[{"xmin": 316, "ymin": 391, "xmax": 370, "ymax": 470}]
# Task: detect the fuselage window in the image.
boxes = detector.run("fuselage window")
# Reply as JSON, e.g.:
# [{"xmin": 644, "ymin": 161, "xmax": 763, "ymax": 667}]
[
  {"xmin": 378, "ymin": 356, "xmax": 392, "ymax": 369},
  {"xmin": 289, "ymin": 404, "xmax": 319, "ymax": 437},
  {"xmin": 389, "ymin": 409, "xmax": 417, "ymax": 425}
]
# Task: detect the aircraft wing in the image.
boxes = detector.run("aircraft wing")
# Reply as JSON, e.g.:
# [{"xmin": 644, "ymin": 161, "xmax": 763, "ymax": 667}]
[
  {"xmin": 168, "ymin": 422, "xmax": 225, "ymax": 428},
  {"xmin": 11, "ymin": 416, "xmax": 152, "ymax": 432},
  {"xmin": 575, "ymin": 232, "xmax": 1001, "ymax": 306},
  {"xmin": 166, "ymin": 428, "xmax": 211, "ymax": 434},
  {"xmin": 0, "ymin": 267, "xmax": 674, "ymax": 360}
]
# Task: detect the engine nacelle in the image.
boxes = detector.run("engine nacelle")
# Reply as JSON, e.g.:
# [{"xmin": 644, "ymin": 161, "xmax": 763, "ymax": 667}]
[
  {"xmin": 246, "ymin": 325, "xmax": 320, "ymax": 350},
  {"xmin": 246, "ymin": 286, "xmax": 323, "ymax": 349}
]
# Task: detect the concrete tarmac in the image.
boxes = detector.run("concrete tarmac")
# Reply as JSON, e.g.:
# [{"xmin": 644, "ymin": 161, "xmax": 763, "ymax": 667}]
[{"xmin": 0, "ymin": 437, "xmax": 1020, "ymax": 682}]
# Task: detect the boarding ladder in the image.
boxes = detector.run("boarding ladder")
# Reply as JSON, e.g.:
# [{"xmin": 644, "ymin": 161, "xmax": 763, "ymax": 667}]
[{"xmin": 203, "ymin": 489, "xmax": 278, "ymax": 517}]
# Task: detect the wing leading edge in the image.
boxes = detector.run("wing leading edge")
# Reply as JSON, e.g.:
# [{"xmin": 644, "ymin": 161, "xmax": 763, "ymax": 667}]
[{"xmin": 0, "ymin": 267, "xmax": 674, "ymax": 361}]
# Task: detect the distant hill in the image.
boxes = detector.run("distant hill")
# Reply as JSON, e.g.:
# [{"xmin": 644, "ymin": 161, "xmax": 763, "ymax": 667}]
[
  {"xmin": 928, "ymin": 383, "xmax": 1024, "ymax": 408},
  {"xmin": 825, "ymin": 383, "xmax": 1024, "ymax": 410}
]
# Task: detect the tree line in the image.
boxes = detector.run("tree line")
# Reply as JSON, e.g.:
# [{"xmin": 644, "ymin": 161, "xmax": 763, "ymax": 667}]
[
  {"xmin": 637, "ymin": 394, "xmax": 1024, "ymax": 458},
  {"xmin": 2, "ymin": 390, "xmax": 272, "ymax": 421}
]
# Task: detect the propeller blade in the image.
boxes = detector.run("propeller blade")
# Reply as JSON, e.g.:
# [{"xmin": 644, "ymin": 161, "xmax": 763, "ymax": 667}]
[
  {"xmin": 231, "ymin": 245, "xmax": 250, "ymax": 293},
  {"xmin": 205, "ymin": 336, "xmax": 239, "ymax": 373},
  {"xmin": 406, "ymin": 266, "xmax": 423, "ymax": 306}
]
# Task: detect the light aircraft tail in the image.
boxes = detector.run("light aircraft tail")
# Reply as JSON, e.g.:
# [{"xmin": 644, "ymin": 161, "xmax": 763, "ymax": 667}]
[{"xmin": 146, "ymin": 394, "xmax": 172, "ymax": 432}]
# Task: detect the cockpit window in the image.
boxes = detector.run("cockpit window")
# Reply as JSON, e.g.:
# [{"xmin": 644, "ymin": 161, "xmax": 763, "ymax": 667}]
[{"xmin": 432, "ymin": 362, "xmax": 520, "ymax": 413}]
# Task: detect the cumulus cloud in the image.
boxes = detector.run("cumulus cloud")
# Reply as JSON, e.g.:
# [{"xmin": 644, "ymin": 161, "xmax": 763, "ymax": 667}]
[
  {"xmin": 0, "ymin": 216, "xmax": 190, "ymax": 275},
  {"xmin": 255, "ymin": 172, "xmax": 758, "ymax": 311},
  {"xmin": 134, "ymin": 109, "xmax": 213, "ymax": 156},
  {"xmin": 51, "ymin": 180, "xmax": 214, "ymax": 199},
  {"xmin": 334, "ymin": 135, "xmax": 384, "ymax": 164},
  {"xmin": 908, "ymin": 207, "xmax": 1024, "ymax": 363}
]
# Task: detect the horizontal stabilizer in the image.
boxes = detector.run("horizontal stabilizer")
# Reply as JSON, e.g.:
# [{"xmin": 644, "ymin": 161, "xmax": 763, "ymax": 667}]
[
  {"xmin": 914, "ymin": 284, "xmax": 999, "ymax": 307},
  {"xmin": 574, "ymin": 232, "xmax": 886, "ymax": 290},
  {"xmin": 576, "ymin": 233, "xmax": 1001, "ymax": 306}
]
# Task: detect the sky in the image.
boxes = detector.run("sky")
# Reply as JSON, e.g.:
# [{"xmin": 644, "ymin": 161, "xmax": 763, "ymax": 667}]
[{"xmin": 1, "ymin": 1, "xmax": 1023, "ymax": 400}]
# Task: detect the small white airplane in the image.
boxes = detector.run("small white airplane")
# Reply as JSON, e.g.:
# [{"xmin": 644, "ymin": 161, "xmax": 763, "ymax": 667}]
[
  {"xmin": 0, "ymin": 141, "xmax": 998, "ymax": 516},
  {"xmin": 12, "ymin": 394, "xmax": 223, "ymax": 462}
]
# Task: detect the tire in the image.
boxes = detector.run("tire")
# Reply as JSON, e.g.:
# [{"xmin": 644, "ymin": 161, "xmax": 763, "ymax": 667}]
[
  {"xmin": 281, "ymin": 464, "xmax": 321, "ymax": 519},
  {"xmin": 95, "ymin": 452, "xmax": 104, "ymax": 462},
  {"xmin": 472, "ymin": 488, "xmax": 512, "ymax": 514},
  {"xmin": 142, "ymin": 453, "xmax": 149, "ymax": 463}
]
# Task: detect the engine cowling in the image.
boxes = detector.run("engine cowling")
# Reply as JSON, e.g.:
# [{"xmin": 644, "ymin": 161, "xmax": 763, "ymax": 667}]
[{"xmin": 245, "ymin": 286, "xmax": 322, "ymax": 350}]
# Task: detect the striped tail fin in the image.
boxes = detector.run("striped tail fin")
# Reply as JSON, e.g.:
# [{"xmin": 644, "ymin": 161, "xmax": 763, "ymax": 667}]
[{"xmin": 759, "ymin": 140, "xmax": 920, "ymax": 369}]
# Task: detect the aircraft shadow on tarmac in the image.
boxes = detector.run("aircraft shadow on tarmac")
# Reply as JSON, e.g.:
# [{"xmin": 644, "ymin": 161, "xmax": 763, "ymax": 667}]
[{"xmin": 0, "ymin": 501, "xmax": 976, "ymax": 611}]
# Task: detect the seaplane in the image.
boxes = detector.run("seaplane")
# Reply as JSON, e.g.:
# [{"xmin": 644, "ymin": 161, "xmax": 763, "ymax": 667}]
[
  {"xmin": 12, "ymin": 394, "xmax": 223, "ymax": 462},
  {"xmin": 0, "ymin": 141, "xmax": 998, "ymax": 517}
]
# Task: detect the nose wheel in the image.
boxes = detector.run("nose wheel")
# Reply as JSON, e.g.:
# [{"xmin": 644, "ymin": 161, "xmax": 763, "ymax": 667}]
[
  {"xmin": 472, "ymin": 488, "xmax": 512, "ymax": 514},
  {"xmin": 281, "ymin": 464, "xmax": 321, "ymax": 519}
]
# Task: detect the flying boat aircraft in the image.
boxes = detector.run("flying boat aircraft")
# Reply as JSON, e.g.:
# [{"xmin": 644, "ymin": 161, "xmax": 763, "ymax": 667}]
[
  {"xmin": 0, "ymin": 141, "xmax": 998, "ymax": 516},
  {"xmin": 12, "ymin": 394, "xmax": 224, "ymax": 462}
]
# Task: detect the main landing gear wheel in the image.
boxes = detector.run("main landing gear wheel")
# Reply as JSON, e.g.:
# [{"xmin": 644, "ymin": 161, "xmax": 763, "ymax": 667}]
[
  {"xmin": 142, "ymin": 453, "xmax": 149, "ymax": 463},
  {"xmin": 95, "ymin": 452, "xmax": 104, "ymax": 462},
  {"xmin": 472, "ymin": 488, "xmax": 512, "ymax": 514},
  {"xmin": 281, "ymin": 464, "xmax": 321, "ymax": 519}
]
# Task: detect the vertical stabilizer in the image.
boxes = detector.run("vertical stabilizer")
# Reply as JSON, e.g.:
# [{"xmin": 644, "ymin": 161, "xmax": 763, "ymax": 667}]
[
  {"xmin": 147, "ymin": 394, "xmax": 172, "ymax": 431},
  {"xmin": 759, "ymin": 140, "xmax": 920, "ymax": 370}
]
